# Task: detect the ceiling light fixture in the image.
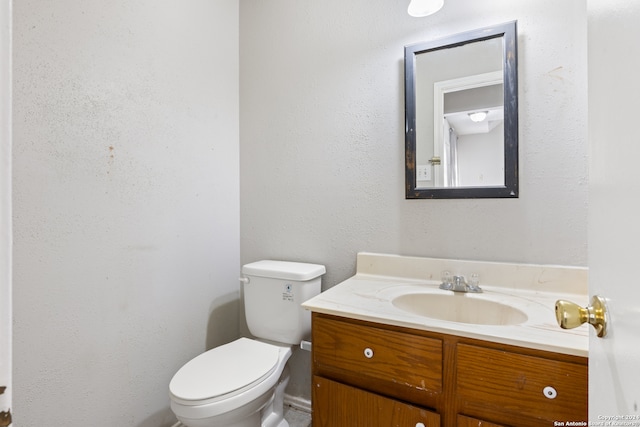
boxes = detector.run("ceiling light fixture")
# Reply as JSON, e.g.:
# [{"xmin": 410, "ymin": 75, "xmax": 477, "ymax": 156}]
[
  {"xmin": 408, "ymin": 0, "xmax": 444, "ymax": 17},
  {"xmin": 468, "ymin": 111, "xmax": 488, "ymax": 123}
]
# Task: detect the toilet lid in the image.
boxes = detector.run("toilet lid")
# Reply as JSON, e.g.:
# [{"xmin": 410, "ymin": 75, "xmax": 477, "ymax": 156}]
[{"xmin": 169, "ymin": 338, "xmax": 280, "ymax": 402}]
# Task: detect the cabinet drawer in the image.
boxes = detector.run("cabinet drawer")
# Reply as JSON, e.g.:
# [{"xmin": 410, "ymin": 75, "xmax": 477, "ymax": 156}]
[
  {"xmin": 456, "ymin": 343, "xmax": 587, "ymax": 425},
  {"xmin": 313, "ymin": 375, "xmax": 440, "ymax": 427},
  {"xmin": 312, "ymin": 315, "xmax": 442, "ymax": 404}
]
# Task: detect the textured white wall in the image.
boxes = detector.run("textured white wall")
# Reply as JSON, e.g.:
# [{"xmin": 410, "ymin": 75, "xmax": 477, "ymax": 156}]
[
  {"xmin": 13, "ymin": 1, "xmax": 239, "ymax": 426},
  {"xmin": 240, "ymin": 0, "xmax": 588, "ymax": 400}
]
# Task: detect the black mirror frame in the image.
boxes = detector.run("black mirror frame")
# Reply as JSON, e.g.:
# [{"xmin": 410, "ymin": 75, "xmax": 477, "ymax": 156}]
[{"xmin": 405, "ymin": 21, "xmax": 518, "ymax": 199}]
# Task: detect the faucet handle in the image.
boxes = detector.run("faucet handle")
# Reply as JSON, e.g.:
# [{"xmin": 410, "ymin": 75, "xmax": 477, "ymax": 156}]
[
  {"xmin": 468, "ymin": 273, "xmax": 483, "ymax": 292},
  {"xmin": 439, "ymin": 270, "xmax": 453, "ymax": 290}
]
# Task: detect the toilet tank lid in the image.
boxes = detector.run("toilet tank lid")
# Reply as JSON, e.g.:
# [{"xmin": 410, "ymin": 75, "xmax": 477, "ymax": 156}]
[{"xmin": 242, "ymin": 260, "xmax": 326, "ymax": 281}]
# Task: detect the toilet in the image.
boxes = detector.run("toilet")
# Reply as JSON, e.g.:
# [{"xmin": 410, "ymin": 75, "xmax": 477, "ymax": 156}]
[{"xmin": 169, "ymin": 260, "xmax": 325, "ymax": 427}]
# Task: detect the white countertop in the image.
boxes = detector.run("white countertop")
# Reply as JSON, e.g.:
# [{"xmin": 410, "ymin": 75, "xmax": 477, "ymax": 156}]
[{"xmin": 302, "ymin": 253, "xmax": 589, "ymax": 357}]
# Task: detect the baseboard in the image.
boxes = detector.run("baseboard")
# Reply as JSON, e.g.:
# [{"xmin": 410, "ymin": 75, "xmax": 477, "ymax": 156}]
[{"xmin": 284, "ymin": 393, "xmax": 311, "ymax": 413}]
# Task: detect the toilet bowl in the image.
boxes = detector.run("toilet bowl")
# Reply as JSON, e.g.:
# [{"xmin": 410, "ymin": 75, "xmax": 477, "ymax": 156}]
[
  {"xmin": 169, "ymin": 260, "xmax": 325, "ymax": 427},
  {"xmin": 170, "ymin": 338, "xmax": 293, "ymax": 427}
]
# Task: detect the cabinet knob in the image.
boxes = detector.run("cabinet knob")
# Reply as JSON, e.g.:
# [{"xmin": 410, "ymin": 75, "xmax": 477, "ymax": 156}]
[
  {"xmin": 363, "ymin": 347, "xmax": 374, "ymax": 358},
  {"xmin": 555, "ymin": 295, "xmax": 608, "ymax": 337},
  {"xmin": 543, "ymin": 386, "xmax": 557, "ymax": 399}
]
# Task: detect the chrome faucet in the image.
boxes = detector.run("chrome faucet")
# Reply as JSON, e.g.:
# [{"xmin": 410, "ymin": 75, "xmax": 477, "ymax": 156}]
[
  {"xmin": 439, "ymin": 272, "xmax": 483, "ymax": 293},
  {"xmin": 452, "ymin": 275, "xmax": 469, "ymax": 292}
]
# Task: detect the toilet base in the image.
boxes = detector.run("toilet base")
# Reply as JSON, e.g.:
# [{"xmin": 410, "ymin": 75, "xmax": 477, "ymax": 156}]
[{"xmin": 261, "ymin": 365, "xmax": 289, "ymax": 427}]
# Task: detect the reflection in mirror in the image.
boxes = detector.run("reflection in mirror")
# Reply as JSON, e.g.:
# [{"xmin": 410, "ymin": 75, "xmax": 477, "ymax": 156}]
[{"xmin": 405, "ymin": 22, "xmax": 518, "ymax": 199}]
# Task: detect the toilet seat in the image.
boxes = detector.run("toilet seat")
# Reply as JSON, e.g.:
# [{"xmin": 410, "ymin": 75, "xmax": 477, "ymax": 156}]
[{"xmin": 170, "ymin": 338, "xmax": 280, "ymax": 406}]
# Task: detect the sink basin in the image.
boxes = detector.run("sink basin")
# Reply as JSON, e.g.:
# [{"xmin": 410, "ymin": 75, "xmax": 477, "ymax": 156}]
[{"xmin": 392, "ymin": 293, "xmax": 528, "ymax": 326}]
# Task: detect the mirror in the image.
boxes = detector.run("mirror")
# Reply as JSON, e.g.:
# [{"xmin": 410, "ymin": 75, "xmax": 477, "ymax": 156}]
[{"xmin": 405, "ymin": 21, "xmax": 518, "ymax": 199}]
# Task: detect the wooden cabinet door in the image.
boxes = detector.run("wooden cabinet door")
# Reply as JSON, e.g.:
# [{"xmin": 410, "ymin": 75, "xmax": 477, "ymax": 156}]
[
  {"xmin": 312, "ymin": 375, "xmax": 440, "ymax": 427},
  {"xmin": 457, "ymin": 414, "xmax": 508, "ymax": 427}
]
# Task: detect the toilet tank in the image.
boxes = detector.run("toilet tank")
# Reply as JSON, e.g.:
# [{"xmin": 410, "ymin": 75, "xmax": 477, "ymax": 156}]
[{"xmin": 242, "ymin": 260, "xmax": 325, "ymax": 345}]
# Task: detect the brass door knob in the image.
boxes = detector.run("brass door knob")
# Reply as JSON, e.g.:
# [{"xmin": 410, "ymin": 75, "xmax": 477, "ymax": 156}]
[{"xmin": 555, "ymin": 295, "xmax": 608, "ymax": 338}]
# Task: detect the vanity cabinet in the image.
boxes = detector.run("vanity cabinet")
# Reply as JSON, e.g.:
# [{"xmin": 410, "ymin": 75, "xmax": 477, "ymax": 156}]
[{"xmin": 311, "ymin": 313, "xmax": 587, "ymax": 427}]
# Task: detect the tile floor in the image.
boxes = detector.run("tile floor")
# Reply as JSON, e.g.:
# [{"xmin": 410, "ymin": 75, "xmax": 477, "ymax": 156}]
[{"xmin": 284, "ymin": 405, "xmax": 312, "ymax": 427}]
